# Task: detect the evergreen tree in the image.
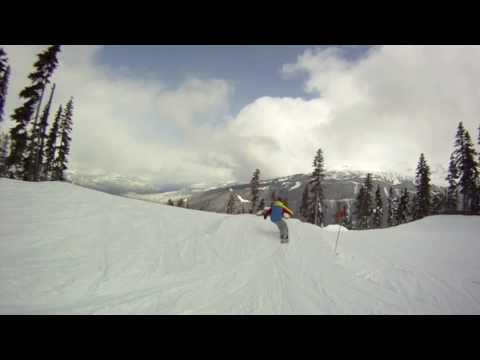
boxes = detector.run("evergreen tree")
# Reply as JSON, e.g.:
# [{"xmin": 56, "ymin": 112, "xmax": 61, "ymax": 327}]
[
  {"xmin": 24, "ymin": 84, "xmax": 56, "ymax": 181},
  {"xmin": 308, "ymin": 148, "xmax": 326, "ymax": 226},
  {"xmin": 410, "ymin": 194, "xmax": 418, "ymax": 221},
  {"xmin": 354, "ymin": 186, "xmax": 367, "ymax": 229},
  {"xmin": 167, "ymin": 199, "xmax": 174, "ymax": 206},
  {"xmin": 44, "ymin": 105, "xmax": 62, "ymax": 180},
  {"xmin": 52, "ymin": 98, "xmax": 73, "ymax": 181},
  {"xmin": 459, "ymin": 131, "xmax": 479, "ymax": 212},
  {"xmin": 372, "ymin": 185, "xmax": 384, "ymax": 228},
  {"xmin": 452, "ymin": 122, "xmax": 479, "ymax": 212},
  {"xmin": 396, "ymin": 188, "xmax": 410, "ymax": 225},
  {"xmin": 445, "ymin": 153, "xmax": 458, "ymax": 212},
  {"xmin": 258, "ymin": 198, "xmax": 265, "ymax": 211},
  {"xmin": 0, "ymin": 48, "xmax": 10, "ymax": 123},
  {"xmin": 226, "ymin": 192, "xmax": 236, "ymax": 214},
  {"xmin": 387, "ymin": 187, "xmax": 399, "ymax": 227},
  {"xmin": 413, "ymin": 153, "xmax": 432, "ymax": 220},
  {"xmin": 431, "ymin": 191, "xmax": 446, "ymax": 215},
  {"xmin": 34, "ymin": 84, "xmax": 56, "ymax": 181},
  {"xmin": 299, "ymin": 183, "xmax": 310, "ymax": 221},
  {"xmin": 176, "ymin": 199, "xmax": 185, "ymax": 207},
  {"xmin": 0, "ymin": 132, "xmax": 9, "ymax": 176},
  {"xmin": 7, "ymin": 45, "xmax": 61, "ymax": 178},
  {"xmin": 354, "ymin": 174, "xmax": 374, "ymax": 229},
  {"xmin": 249, "ymin": 168, "xmax": 260, "ymax": 214}
]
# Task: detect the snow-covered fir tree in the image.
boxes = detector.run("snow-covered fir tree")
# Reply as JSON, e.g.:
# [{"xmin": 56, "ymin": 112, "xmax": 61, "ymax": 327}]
[
  {"xmin": 258, "ymin": 198, "xmax": 265, "ymax": 211},
  {"xmin": 354, "ymin": 173, "xmax": 374, "ymax": 229},
  {"xmin": 299, "ymin": 183, "xmax": 310, "ymax": 221},
  {"xmin": 226, "ymin": 192, "xmax": 236, "ymax": 214},
  {"xmin": 0, "ymin": 132, "xmax": 9, "ymax": 176},
  {"xmin": 52, "ymin": 98, "xmax": 73, "ymax": 181},
  {"xmin": 445, "ymin": 153, "xmax": 458, "ymax": 212},
  {"xmin": 431, "ymin": 191, "xmax": 446, "ymax": 215},
  {"xmin": 44, "ymin": 105, "xmax": 62, "ymax": 180},
  {"xmin": 453, "ymin": 122, "xmax": 479, "ymax": 212},
  {"xmin": 460, "ymin": 131, "xmax": 478, "ymax": 212},
  {"xmin": 413, "ymin": 153, "xmax": 432, "ymax": 220},
  {"xmin": 308, "ymin": 148, "xmax": 326, "ymax": 226},
  {"xmin": 0, "ymin": 48, "xmax": 10, "ymax": 123},
  {"xmin": 372, "ymin": 185, "xmax": 384, "ymax": 228},
  {"xmin": 387, "ymin": 187, "xmax": 398, "ymax": 227},
  {"xmin": 249, "ymin": 168, "xmax": 260, "ymax": 214},
  {"xmin": 396, "ymin": 188, "xmax": 410, "ymax": 225},
  {"xmin": 354, "ymin": 186, "xmax": 367, "ymax": 229},
  {"xmin": 24, "ymin": 84, "xmax": 56, "ymax": 181}
]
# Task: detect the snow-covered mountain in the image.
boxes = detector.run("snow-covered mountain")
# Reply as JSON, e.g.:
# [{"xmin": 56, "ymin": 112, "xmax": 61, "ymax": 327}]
[
  {"xmin": 68, "ymin": 170, "xmax": 182, "ymax": 195},
  {"xmin": 68, "ymin": 168, "xmax": 446, "ymax": 225},
  {"xmin": 1, "ymin": 178, "xmax": 479, "ymax": 314},
  {"xmin": 125, "ymin": 170, "xmax": 445, "ymax": 224}
]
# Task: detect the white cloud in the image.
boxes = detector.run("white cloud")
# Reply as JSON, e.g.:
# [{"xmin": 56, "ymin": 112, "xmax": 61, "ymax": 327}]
[
  {"xmin": 1, "ymin": 45, "xmax": 235, "ymax": 185},
  {"xmin": 227, "ymin": 46, "xmax": 480, "ymax": 184},
  {"xmin": 2, "ymin": 45, "xmax": 479, "ymax": 187}
]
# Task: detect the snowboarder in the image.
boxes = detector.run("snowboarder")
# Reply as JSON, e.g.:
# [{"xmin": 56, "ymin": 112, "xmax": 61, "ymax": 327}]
[{"xmin": 263, "ymin": 197, "xmax": 294, "ymax": 243}]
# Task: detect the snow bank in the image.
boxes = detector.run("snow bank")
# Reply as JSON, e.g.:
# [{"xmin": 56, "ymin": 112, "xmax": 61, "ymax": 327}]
[{"xmin": 323, "ymin": 225, "xmax": 349, "ymax": 232}]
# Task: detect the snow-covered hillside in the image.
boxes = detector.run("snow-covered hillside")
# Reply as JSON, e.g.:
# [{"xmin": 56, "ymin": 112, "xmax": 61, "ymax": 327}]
[{"xmin": 1, "ymin": 179, "xmax": 479, "ymax": 314}]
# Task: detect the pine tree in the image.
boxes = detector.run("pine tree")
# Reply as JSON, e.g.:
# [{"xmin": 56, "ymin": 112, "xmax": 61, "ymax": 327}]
[
  {"xmin": 445, "ymin": 153, "xmax": 458, "ymax": 212},
  {"xmin": 299, "ymin": 183, "xmax": 310, "ymax": 221},
  {"xmin": 24, "ymin": 84, "xmax": 56, "ymax": 181},
  {"xmin": 167, "ymin": 199, "xmax": 174, "ymax": 206},
  {"xmin": 308, "ymin": 148, "xmax": 326, "ymax": 226},
  {"xmin": 52, "ymin": 98, "xmax": 73, "ymax": 181},
  {"xmin": 413, "ymin": 153, "xmax": 432, "ymax": 220},
  {"xmin": 372, "ymin": 185, "xmax": 384, "ymax": 228},
  {"xmin": 459, "ymin": 131, "xmax": 479, "ymax": 212},
  {"xmin": 396, "ymin": 188, "xmax": 410, "ymax": 225},
  {"xmin": 387, "ymin": 187, "xmax": 397, "ymax": 226},
  {"xmin": 0, "ymin": 132, "xmax": 9, "ymax": 176},
  {"xmin": 452, "ymin": 122, "xmax": 479, "ymax": 212},
  {"xmin": 6, "ymin": 45, "xmax": 61, "ymax": 178},
  {"xmin": 354, "ymin": 186, "xmax": 367, "ymax": 229},
  {"xmin": 258, "ymin": 198, "xmax": 265, "ymax": 211},
  {"xmin": 44, "ymin": 105, "xmax": 62, "ymax": 180},
  {"xmin": 410, "ymin": 194, "xmax": 418, "ymax": 221},
  {"xmin": 354, "ymin": 174, "xmax": 374, "ymax": 229},
  {"xmin": 176, "ymin": 199, "xmax": 185, "ymax": 207},
  {"xmin": 249, "ymin": 168, "xmax": 260, "ymax": 214},
  {"xmin": 0, "ymin": 48, "xmax": 10, "ymax": 123},
  {"xmin": 431, "ymin": 191, "xmax": 446, "ymax": 215},
  {"xmin": 226, "ymin": 192, "xmax": 236, "ymax": 214},
  {"xmin": 34, "ymin": 84, "xmax": 56, "ymax": 181}
]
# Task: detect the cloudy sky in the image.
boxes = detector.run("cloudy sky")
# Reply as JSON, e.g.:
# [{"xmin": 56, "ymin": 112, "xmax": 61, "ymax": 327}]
[{"xmin": 1, "ymin": 45, "xmax": 479, "ymax": 186}]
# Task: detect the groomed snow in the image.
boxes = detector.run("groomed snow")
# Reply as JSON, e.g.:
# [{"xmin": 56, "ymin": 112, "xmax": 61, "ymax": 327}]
[{"xmin": 1, "ymin": 178, "xmax": 480, "ymax": 315}]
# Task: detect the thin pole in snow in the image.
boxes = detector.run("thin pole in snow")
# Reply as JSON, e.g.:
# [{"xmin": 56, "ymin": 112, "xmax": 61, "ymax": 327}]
[{"xmin": 334, "ymin": 225, "xmax": 341, "ymax": 255}]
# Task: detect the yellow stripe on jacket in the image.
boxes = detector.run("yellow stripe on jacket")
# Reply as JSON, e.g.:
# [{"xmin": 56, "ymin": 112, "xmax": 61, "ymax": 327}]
[{"xmin": 273, "ymin": 200, "xmax": 294, "ymax": 217}]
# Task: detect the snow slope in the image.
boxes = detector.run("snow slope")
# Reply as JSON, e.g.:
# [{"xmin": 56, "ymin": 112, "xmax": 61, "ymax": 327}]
[{"xmin": 1, "ymin": 178, "xmax": 480, "ymax": 315}]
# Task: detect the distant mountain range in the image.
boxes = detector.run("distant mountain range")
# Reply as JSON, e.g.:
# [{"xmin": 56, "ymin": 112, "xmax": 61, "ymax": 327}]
[{"xmin": 68, "ymin": 168, "xmax": 446, "ymax": 226}]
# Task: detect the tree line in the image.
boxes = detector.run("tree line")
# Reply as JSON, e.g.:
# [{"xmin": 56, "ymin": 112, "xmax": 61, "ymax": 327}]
[
  {"xmin": 226, "ymin": 121, "xmax": 479, "ymax": 229},
  {"xmin": 0, "ymin": 45, "xmax": 75, "ymax": 182}
]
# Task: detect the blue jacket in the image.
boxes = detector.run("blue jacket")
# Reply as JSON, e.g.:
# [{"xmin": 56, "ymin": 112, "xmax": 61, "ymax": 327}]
[{"xmin": 264, "ymin": 201, "xmax": 294, "ymax": 223}]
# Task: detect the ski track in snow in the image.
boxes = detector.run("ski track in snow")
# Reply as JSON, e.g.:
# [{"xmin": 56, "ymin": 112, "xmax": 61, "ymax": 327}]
[{"xmin": 1, "ymin": 179, "xmax": 480, "ymax": 314}]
